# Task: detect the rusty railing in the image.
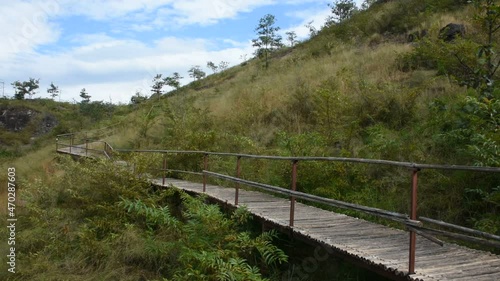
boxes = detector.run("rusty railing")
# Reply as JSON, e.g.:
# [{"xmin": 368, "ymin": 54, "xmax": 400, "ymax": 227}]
[{"xmin": 60, "ymin": 144, "xmax": 500, "ymax": 274}]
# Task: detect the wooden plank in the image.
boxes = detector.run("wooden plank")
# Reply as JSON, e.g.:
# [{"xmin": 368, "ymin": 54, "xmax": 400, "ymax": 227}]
[{"xmin": 152, "ymin": 178, "xmax": 500, "ymax": 281}]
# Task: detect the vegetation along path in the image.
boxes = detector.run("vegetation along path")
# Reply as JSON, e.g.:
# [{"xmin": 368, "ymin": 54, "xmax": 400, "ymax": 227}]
[{"xmin": 56, "ymin": 138, "xmax": 500, "ymax": 281}]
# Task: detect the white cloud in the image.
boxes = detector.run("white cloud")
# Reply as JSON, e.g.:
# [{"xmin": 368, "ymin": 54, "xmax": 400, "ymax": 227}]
[
  {"xmin": 0, "ymin": 1, "xmax": 61, "ymax": 61},
  {"xmin": 282, "ymin": 7, "xmax": 332, "ymax": 39},
  {"xmin": 57, "ymin": 0, "xmax": 170, "ymax": 21},
  {"xmin": 2, "ymin": 32, "xmax": 253, "ymax": 104},
  {"xmin": 2, "ymin": 0, "xmax": 366, "ymax": 104},
  {"xmin": 55, "ymin": 0, "xmax": 276, "ymax": 31}
]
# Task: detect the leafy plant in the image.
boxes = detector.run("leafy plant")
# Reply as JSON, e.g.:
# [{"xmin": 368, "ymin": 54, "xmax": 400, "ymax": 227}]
[
  {"xmin": 11, "ymin": 78, "xmax": 40, "ymax": 100},
  {"xmin": 252, "ymin": 14, "xmax": 283, "ymax": 69}
]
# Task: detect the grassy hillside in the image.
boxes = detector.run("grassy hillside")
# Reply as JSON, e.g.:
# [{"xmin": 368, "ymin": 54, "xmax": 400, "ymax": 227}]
[
  {"xmin": 1, "ymin": 0, "xmax": 499, "ymax": 280},
  {"xmin": 107, "ymin": 0, "xmax": 499, "ymax": 233}
]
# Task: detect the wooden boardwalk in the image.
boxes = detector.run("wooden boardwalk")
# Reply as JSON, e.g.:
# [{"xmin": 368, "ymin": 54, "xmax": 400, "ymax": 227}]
[
  {"xmin": 56, "ymin": 143, "xmax": 500, "ymax": 281},
  {"xmin": 57, "ymin": 143, "xmax": 110, "ymax": 159},
  {"xmin": 152, "ymin": 178, "xmax": 500, "ymax": 281}
]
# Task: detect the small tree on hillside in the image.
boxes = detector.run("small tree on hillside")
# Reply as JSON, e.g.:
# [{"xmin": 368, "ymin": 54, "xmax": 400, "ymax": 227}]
[
  {"xmin": 151, "ymin": 74, "xmax": 165, "ymax": 97},
  {"xmin": 325, "ymin": 0, "xmax": 358, "ymax": 26},
  {"xmin": 80, "ymin": 88, "xmax": 91, "ymax": 104},
  {"xmin": 207, "ymin": 61, "xmax": 218, "ymax": 73},
  {"xmin": 47, "ymin": 82, "xmax": 59, "ymax": 100},
  {"xmin": 252, "ymin": 14, "xmax": 283, "ymax": 69},
  {"xmin": 286, "ymin": 31, "xmax": 298, "ymax": 47},
  {"xmin": 218, "ymin": 61, "xmax": 229, "ymax": 72},
  {"xmin": 305, "ymin": 21, "xmax": 318, "ymax": 38},
  {"xmin": 188, "ymin": 66, "xmax": 206, "ymax": 81},
  {"xmin": 164, "ymin": 72, "xmax": 183, "ymax": 90},
  {"xmin": 12, "ymin": 78, "xmax": 40, "ymax": 100},
  {"xmin": 130, "ymin": 91, "xmax": 148, "ymax": 105}
]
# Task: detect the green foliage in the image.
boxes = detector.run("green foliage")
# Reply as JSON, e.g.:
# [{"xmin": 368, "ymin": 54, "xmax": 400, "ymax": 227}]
[
  {"xmin": 47, "ymin": 82, "xmax": 59, "ymax": 100},
  {"xmin": 79, "ymin": 88, "xmax": 91, "ymax": 103},
  {"xmin": 252, "ymin": 14, "xmax": 283, "ymax": 69},
  {"xmin": 9, "ymin": 157, "xmax": 287, "ymax": 280},
  {"xmin": 398, "ymin": 0, "xmax": 500, "ymax": 99},
  {"xmin": 326, "ymin": 0, "xmax": 358, "ymax": 26},
  {"xmin": 11, "ymin": 78, "xmax": 40, "ymax": 100},
  {"xmin": 79, "ymin": 100, "xmax": 115, "ymax": 122},
  {"xmin": 286, "ymin": 31, "xmax": 298, "ymax": 47},
  {"xmin": 188, "ymin": 66, "xmax": 206, "ymax": 81},
  {"xmin": 166, "ymin": 72, "xmax": 183, "ymax": 90},
  {"xmin": 465, "ymin": 0, "xmax": 500, "ymax": 98},
  {"xmin": 130, "ymin": 91, "xmax": 148, "ymax": 105},
  {"xmin": 152, "ymin": 73, "xmax": 183, "ymax": 97}
]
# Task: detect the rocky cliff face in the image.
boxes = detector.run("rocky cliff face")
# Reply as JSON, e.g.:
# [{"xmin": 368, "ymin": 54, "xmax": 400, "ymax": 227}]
[{"xmin": 0, "ymin": 105, "xmax": 58, "ymax": 136}]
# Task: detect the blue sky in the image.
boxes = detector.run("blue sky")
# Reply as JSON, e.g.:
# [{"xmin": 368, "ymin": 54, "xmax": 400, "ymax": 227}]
[{"xmin": 0, "ymin": 0, "xmax": 364, "ymax": 104}]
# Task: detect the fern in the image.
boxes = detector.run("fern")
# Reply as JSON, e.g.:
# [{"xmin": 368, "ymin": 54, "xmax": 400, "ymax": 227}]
[
  {"xmin": 120, "ymin": 198, "xmax": 180, "ymax": 231},
  {"xmin": 256, "ymin": 230, "xmax": 288, "ymax": 266}
]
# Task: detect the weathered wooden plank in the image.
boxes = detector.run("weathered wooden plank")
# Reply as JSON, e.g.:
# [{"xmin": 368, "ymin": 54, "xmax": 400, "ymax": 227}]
[
  {"xmin": 451, "ymin": 270, "xmax": 500, "ymax": 281},
  {"xmin": 148, "ymin": 178, "xmax": 500, "ymax": 281},
  {"xmin": 418, "ymin": 261, "xmax": 500, "ymax": 279}
]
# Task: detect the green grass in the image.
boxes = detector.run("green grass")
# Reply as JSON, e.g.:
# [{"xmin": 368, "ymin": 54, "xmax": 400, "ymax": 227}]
[{"xmin": 2, "ymin": 0, "xmax": 499, "ymax": 279}]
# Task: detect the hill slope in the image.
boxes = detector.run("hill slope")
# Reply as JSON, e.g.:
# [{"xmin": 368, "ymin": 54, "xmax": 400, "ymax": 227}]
[{"xmin": 106, "ymin": 0, "xmax": 499, "ymax": 233}]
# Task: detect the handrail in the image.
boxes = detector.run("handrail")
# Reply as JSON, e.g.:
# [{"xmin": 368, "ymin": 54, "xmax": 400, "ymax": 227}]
[
  {"xmin": 203, "ymin": 170, "xmax": 411, "ymax": 222},
  {"xmin": 114, "ymin": 149, "xmax": 500, "ymax": 173},
  {"xmin": 58, "ymin": 142, "xmax": 500, "ymax": 274}
]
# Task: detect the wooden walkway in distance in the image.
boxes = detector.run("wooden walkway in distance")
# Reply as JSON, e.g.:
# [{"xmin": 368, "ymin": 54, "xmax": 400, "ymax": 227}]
[
  {"xmin": 57, "ymin": 143, "xmax": 110, "ymax": 159},
  {"xmin": 152, "ymin": 178, "xmax": 500, "ymax": 281}
]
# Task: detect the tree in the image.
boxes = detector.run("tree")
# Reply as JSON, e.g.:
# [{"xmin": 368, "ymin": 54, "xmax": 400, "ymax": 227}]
[
  {"xmin": 218, "ymin": 61, "xmax": 229, "ymax": 72},
  {"xmin": 469, "ymin": 0, "xmax": 500, "ymax": 98},
  {"xmin": 11, "ymin": 78, "xmax": 40, "ymax": 100},
  {"xmin": 252, "ymin": 14, "xmax": 283, "ymax": 69},
  {"xmin": 305, "ymin": 21, "xmax": 318, "ymax": 38},
  {"xmin": 47, "ymin": 82, "xmax": 59, "ymax": 100},
  {"xmin": 130, "ymin": 91, "xmax": 148, "ymax": 105},
  {"xmin": 325, "ymin": 0, "xmax": 358, "ymax": 26},
  {"xmin": 188, "ymin": 66, "xmax": 206, "ymax": 81},
  {"xmin": 286, "ymin": 31, "xmax": 298, "ymax": 47},
  {"xmin": 80, "ymin": 88, "xmax": 91, "ymax": 104},
  {"xmin": 164, "ymin": 72, "xmax": 183, "ymax": 90},
  {"xmin": 151, "ymin": 74, "xmax": 165, "ymax": 97},
  {"xmin": 207, "ymin": 61, "xmax": 218, "ymax": 73}
]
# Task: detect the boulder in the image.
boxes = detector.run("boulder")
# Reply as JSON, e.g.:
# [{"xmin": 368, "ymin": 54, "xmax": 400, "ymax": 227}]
[{"xmin": 439, "ymin": 23, "xmax": 465, "ymax": 42}]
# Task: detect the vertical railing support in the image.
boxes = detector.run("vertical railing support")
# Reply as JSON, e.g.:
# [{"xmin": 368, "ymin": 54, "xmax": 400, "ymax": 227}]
[
  {"xmin": 56, "ymin": 138, "xmax": 59, "ymax": 151},
  {"xmin": 203, "ymin": 153, "xmax": 208, "ymax": 192},
  {"xmin": 85, "ymin": 138, "xmax": 88, "ymax": 156},
  {"xmin": 162, "ymin": 154, "xmax": 167, "ymax": 186},
  {"xmin": 235, "ymin": 156, "xmax": 241, "ymax": 205},
  {"xmin": 409, "ymin": 168, "xmax": 420, "ymax": 274},
  {"xmin": 290, "ymin": 160, "xmax": 298, "ymax": 227},
  {"xmin": 69, "ymin": 135, "xmax": 73, "ymax": 154}
]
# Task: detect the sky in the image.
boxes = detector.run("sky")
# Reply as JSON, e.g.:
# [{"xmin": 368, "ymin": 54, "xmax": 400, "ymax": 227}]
[{"xmin": 0, "ymin": 0, "xmax": 364, "ymax": 104}]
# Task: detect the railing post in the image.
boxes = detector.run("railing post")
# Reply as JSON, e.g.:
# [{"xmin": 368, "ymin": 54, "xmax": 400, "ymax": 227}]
[
  {"xmin": 56, "ymin": 138, "xmax": 59, "ymax": 151},
  {"xmin": 162, "ymin": 154, "xmax": 167, "ymax": 186},
  {"xmin": 409, "ymin": 168, "xmax": 420, "ymax": 274},
  {"xmin": 69, "ymin": 135, "xmax": 73, "ymax": 154},
  {"xmin": 290, "ymin": 160, "xmax": 298, "ymax": 227},
  {"xmin": 235, "ymin": 156, "xmax": 241, "ymax": 205},
  {"xmin": 203, "ymin": 153, "xmax": 208, "ymax": 192},
  {"xmin": 85, "ymin": 138, "xmax": 88, "ymax": 156}
]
